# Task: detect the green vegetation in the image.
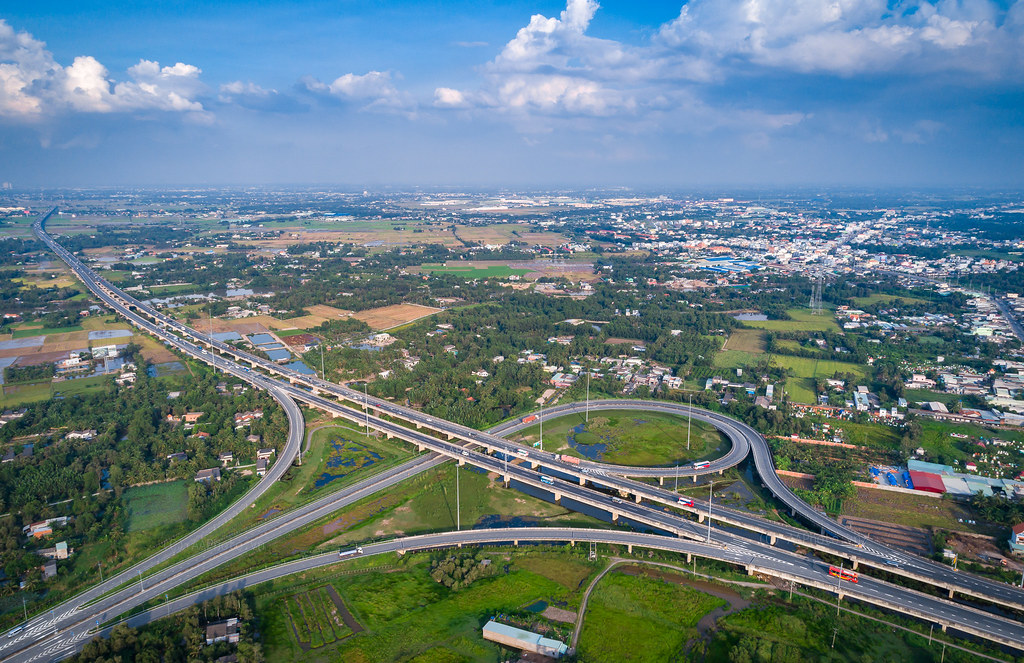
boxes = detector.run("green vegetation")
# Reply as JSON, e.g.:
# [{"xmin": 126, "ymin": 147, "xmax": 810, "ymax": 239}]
[
  {"xmin": 11, "ymin": 324, "xmax": 84, "ymax": 338},
  {"xmin": 704, "ymin": 591, "xmax": 986, "ymax": 663},
  {"xmin": 740, "ymin": 309, "xmax": 840, "ymax": 333},
  {"xmin": 512, "ymin": 409, "xmax": 727, "ymax": 466},
  {"xmin": 852, "ymin": 293, "xmax": 929, "ymax": 306},
  {"xmin": 578, "ymin": 570, "xmax": 725, "ymax": 663},
  {"xmin": 419, "ymin": 263, "xmax": 532, "ymax": 279},
  {"xmin": 124, "ymin": 481, "xmax": 189, "ymax": 532}
]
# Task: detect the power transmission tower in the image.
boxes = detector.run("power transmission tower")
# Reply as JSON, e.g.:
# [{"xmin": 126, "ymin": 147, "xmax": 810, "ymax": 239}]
[{"xmin": 810, "ymin": 273, "xmax": 824, "ymax": 314}]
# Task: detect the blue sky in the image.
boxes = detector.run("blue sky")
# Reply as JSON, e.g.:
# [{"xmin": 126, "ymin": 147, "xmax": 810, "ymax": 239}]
[{"xmin": 1, "ymin": 0, "xmax": 1022, "ymax": 187}]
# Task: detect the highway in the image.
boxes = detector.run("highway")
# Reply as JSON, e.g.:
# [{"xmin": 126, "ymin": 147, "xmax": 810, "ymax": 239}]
[
  {"xmin": 9, "ymin": 208, "xmax": 1024, "ymax": 659},
  {"xmin": 91, "ymin": 528, "xmax": 1024, "ymax": 656}
]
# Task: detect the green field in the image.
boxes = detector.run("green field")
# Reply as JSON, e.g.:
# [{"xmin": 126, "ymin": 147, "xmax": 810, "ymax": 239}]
[
  {"xmin": 740, "ymin": 308, "xmax": 839, "ymax": 333},
  {"xmin": 712, "ymin": 350, "xmax": 762, "ymax": 370},
  {"xmin": 512, "ymin": 409, "xmax": 727, "ymax": 467},
  {"xmin": 771, "ymin": 355, "xmax": 868, "ymax": 404},
  {"xmin": 260, "ymin": 556, "xmax": 577, "ymax": 662},
  {"xmin": 852, "ymin": 293, "xmax": 929, "ymax": 306},
  {"xmin": 578, "ymin": 570, "xmax": 725, "ymax": 663},
  {"xmin": 11, "ymin": 324, "xmax": 84, "ymax": 338},
  {"xmin": 722, "ymin": 329, "xmax": 766, "ymax": 353},
  {"xmin": 419, "ymin": 263, "xmax": 532, "ymax": 279},
  {"xmin": 276, "ymin": 329, "xmax": 312, "ymax": 337},
  {"xmin": 125, "ymin": 481, "xmax": 189, "ymax": 532}
]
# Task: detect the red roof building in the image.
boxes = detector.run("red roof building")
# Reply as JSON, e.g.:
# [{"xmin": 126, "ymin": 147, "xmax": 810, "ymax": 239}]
[{"xmin": 908, "ymin": 470, "xmax": 946, "ymax": 494}]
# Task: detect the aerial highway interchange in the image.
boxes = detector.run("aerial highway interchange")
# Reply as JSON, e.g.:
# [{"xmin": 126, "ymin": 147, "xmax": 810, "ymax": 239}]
[{"xmin": 3, "ymin": 208, "xmax": 1024, "ymax": 661}]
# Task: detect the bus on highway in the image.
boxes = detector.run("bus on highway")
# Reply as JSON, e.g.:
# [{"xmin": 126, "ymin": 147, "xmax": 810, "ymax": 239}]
[
  {"xmin": 828, "ymin": 566, "xmax": 858, "ymax": 583},
  {"xmin": 539, "ymin": 475, "xmax": 554, "ymax": 485},
  {"xmin": 692, "ymin": 460, "xmax": 711, "ymax": 470}
]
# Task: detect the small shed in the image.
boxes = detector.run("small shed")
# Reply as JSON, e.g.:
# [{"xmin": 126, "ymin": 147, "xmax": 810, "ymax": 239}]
[{"xmin": 482, "ymin": 620, "xmax": 568, "ymax": 658}]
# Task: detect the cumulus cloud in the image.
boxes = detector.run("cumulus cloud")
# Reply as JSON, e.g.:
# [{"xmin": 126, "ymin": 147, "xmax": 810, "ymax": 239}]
[
  {"xmin": 656, "ymin": 0, "xmax": 1024, "ymax": 77},
  {"xmin": 0, "ymin": 19, "xmax": 207, "ymax": 120},
  {"xmin": 303, "ymin": 70, "xmax": 414, "ymax": 113}
]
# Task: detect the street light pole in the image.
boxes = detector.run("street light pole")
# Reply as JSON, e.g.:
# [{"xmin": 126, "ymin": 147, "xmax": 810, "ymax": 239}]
[
  {"xmin": 706, "ymin": 480, "xmax": 713, "ymax": 543},
  {"xmin": 539, "ymin": 398, "xmax": 544, "ymax": 452},
  {"xmin": 456, "ymin": 462, "xmax": 461, "ymax": 531},
  {"xmin": 319, "ymin": 343, "xmax": 325, "ymax": 380},
  {"xmin": 686, "ymin": 394, "xmax": 692, "ymax": 451},
  {"xmin": 363, "ymin": 382, "xmax": 370, "ymax": 437},
  {"xmin": 586, "ymin": 370, "xmax": 590, "ymax": 423}
]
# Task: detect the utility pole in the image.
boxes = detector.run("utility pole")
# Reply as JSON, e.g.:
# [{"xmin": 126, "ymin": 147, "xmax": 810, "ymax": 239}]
[
  {"xmin": 456, "ymin": 461, "xmax": 461, "ymax": 531},
  {"xmin": 22, "ymin": 594, "xmax": 27, "ymax": 621},
  {"xmin": 138, "ymin": 570, "xmax": 144, "ymax": 592},
  {"xmin": 319, "ymin": 342, "xmax": 325, "ymax": 380},
  {"xmin": 539, "ymin": 398, "xmax": 544, "ymax": 452},
  {"xmin": 209, "ymin": 307, "xmax": 216, "ymax": 374}
]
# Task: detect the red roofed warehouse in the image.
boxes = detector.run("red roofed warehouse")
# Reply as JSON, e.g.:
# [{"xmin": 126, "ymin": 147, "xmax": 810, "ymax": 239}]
[{"xmin": 908, "ymin": 470, "xmax": 946, "ymax": 495}]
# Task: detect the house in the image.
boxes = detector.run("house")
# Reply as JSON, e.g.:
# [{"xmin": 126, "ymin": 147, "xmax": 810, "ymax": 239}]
[
  {"xmin": 1011, "ymin": 523, "xmax": 1024, "ymax": 554},
  {"xmin": 218, "ymin": 451, "xmax": 234, "ymax": 467},
  {"xmin": 38, "ymin": 541, "xmax": 71, "ymax": 560},
  {"xmin": 65, "ymin": 430, "xmax": 97, "ymax": 441},
  {"xmin": 183, "ymin": 411, "xmax": 205, "ymax": 423},
  {"xmin": 256, "ymin": 448, "xmax": 275, "ymax": 460},
  {"xmin": 166, "ymin": 452, "xmax": 188, "ymax": 462},
  {"xmin": 205, "ymin": 618, "xmax": 240, "ymax": 645},
  {"xmin": 233, "ymin": 410, "xmax": 263, "ymax": 427},
  {"xmin": 195, "ymin": 468, "xmax": 222, "ymax": 483},
  {"xmin": 23, "ymin": 517, "xmax": 70, "ymax": 539},
  {"xmin": 256, "ymin": 457, "xmax": 268, "ymax": 477}
]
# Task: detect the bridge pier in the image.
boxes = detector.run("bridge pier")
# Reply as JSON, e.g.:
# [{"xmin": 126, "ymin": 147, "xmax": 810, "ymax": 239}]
[
  {"xmin": 851, "ymin": 560, "xmax": 858, "ymax": 570},
  {"xmin": 769, "ymin": 535, "xmax": 776, "ymax": 546},
  {"xmin": 634, "ymin": 494, "xmax": 642, "ymax": 503},
  {"xmin": 941, "ymin": 624, "xmax": 947, "ymax": 633},
  {"xmin": 417, "ymin": 443, "xmax": 425, "ymax": 452},
  {"xmin": 948, "ymin": 588, "xmax": 955, "ymax": 599},
  {"xmin": 610, "ymin": 511, "xmax": 619, "ymax": 521},
  {"xmin": 697, "ymin": 513, "xmax": 705, "ymax": 523},
  {"xmin": 686, "ymin": 553, "xmax": 692, "ymax": 563},
  {"xmin": 554, "ymin": 492, "xmax": 561, "ymax": 503},
  {"xmin": 627, "ymin": 545, "xmax": 633, "ymax": 553},
  {"xmin": 503, "ymin": 475, "xmax": 510, "ymax": 486},
  {"xmin": 514, "ymin": 540, "xmax": 518, "ymax": 547},
  {"xmin": 693, "ymin": 475, "xmax": 698, "ymax": 483},
  {"xmin": 531, "ymin": 461, "xmax": 540, "ymax": 469},
  {"xmin": 458, "ymin": 459, "xmax": 465, "ymax": 467},
  {"xmin": 658, "ymin": 477, "xmax": 664, "ymax": 486},
  {"xmin": 579, "ymin": 476, "xmax": 586, "ymax": 486},
  {"xmin": 746, "ymin": 566, "xmax": 754, "ymax": 576}
]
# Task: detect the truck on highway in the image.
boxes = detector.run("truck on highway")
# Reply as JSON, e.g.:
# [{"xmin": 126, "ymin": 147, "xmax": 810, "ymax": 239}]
[
  {"xmin": 339, "ymin": 547, "xmax": 363, "ymax": 557},
  {"xmin": 554, "ymin": 454, "xmax": 581, "ymax": 466},
  {"xmin": 692, "ymin": 460, "xmax": 711, "ymax": 470},
  {"xmin": 522, "ymin": 415, "xmax": 538, "ymax": 424}
]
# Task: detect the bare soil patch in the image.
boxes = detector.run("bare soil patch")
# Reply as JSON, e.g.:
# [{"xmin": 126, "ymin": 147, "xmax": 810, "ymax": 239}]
[{"xmin": 353, "ymin": 303, "xmax": 441, "ymax": 330}]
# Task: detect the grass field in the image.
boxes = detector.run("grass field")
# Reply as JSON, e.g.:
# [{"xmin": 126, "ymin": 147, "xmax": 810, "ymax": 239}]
[
  {"xmin": 0, "ymin": 382, "xmax": 52, "ymax": 408},
  {"xmin": 852, "ymin": 293, "xmax": 929, "ymax": 306},
  {"xmin": 721, "ymin": 329, "xmax": 766, "ymax": 354},
  {"xmin": 712, "ymin": 350, "xmax": 762, "ymax": 370},
  {"xmin": 259, "ymin": 551, "xmax": 587, "ymax": 663},
  {"xmin": 12, "ymin": 325, "xmax": 83, "ymax": 339},
  {"xmin": 125, "ymin": 481, "xmax": 189, "ymax": 532},
  {"xmin": 419, "ymin": 262, "xmax": 532, "ymax": 279},
  {"xmin": 578, "ymin": 570, "xmax": 725, "ymax": 663},
  {"xmin": 511, "ymin": 409, "xmax": 727, "ymax": 467},
  {"xmin": 771, "ymin": 355, "xmax": 868, "ymax": 404},
  {"xmin": 840, "ymin": 484, "xmax": 983, "ymax": 533},
  {"xmin": 740, "ymin": 308, "xmax": 840, "ymax": 333}
]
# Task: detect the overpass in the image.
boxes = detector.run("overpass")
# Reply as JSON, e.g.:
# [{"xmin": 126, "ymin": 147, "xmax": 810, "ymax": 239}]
[
  {"xmin": 33, "ymin": 207, "xmax": 1024, "ymax": 610},
  {"xmin": 10, "ymin": 208, "xmax": 1024, "ymax": 659}
]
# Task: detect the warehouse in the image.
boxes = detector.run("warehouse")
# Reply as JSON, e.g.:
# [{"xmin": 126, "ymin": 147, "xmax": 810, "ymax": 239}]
[
  {"xmin": 482, "ymin": 621, "xmax": 568, "ymax": 658},
  {"xmin": 908, "ymin": 470, "xmax": 946, "ymax": 495}
]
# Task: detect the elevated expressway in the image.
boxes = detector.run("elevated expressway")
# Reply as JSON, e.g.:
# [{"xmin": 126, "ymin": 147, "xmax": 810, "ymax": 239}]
[{"xmin": 9, "ymin": 208, "xmax": 1023, "ymax": 658}]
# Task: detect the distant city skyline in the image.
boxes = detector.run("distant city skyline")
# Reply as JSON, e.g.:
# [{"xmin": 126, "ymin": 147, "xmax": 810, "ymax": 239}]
[{"xmin": 1, "ymin": 0, "xmax": 1022, "ymax": 187}]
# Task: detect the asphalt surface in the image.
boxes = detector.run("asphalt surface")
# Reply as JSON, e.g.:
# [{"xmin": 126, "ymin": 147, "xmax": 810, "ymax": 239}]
[{"xmin": 11, "ymin": 208, "xmax": 1024, "ymax": 659}]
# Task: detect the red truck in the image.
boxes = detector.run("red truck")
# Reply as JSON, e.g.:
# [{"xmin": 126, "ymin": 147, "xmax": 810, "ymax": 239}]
[
  {"xmin": 522, "ymin": 415, "xmax": 538, "ymax": 424},
  {"xmin": 555, "ymin": 454, "xmax": 581, "ymax": 466}
]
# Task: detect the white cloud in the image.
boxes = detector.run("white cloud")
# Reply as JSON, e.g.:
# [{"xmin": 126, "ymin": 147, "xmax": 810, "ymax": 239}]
[
  {"xmin": 303, "ymin": 70, "xmax": 414, "ymax": 113},
  {"xmin": 433, "ymin": 87, "xmax": 469, "ymax": 108},
  {"xmin": 656, "ymin": 0, "xmax": 1024, "ymax": 77},
  {"xmin": 0, "ymin": 19, "xmax": 207, "ymax": 120}
]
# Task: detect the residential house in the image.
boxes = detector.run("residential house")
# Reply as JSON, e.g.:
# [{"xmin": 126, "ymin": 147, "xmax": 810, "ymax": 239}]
[
  {"xmin": 205, "ymin": 618, "xmax": 240, "ymax": 645},
  {"xmin": 195, "ymin": 468, "xmax": 222, "ymax": 483},
  {"xmin": 183, "ymin": 412, "xmax": 205, "ymax": 424},
  {"xmin": 218, "ymin": 451, "xmax": 234, "ymax": 467},
  {"xmin": 256, "ymin": 458, "xmax": 268, "ymax": 477},
  {"xmin": 65, "ymin": 430, "xmax": 97, "ymax": 441}
]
